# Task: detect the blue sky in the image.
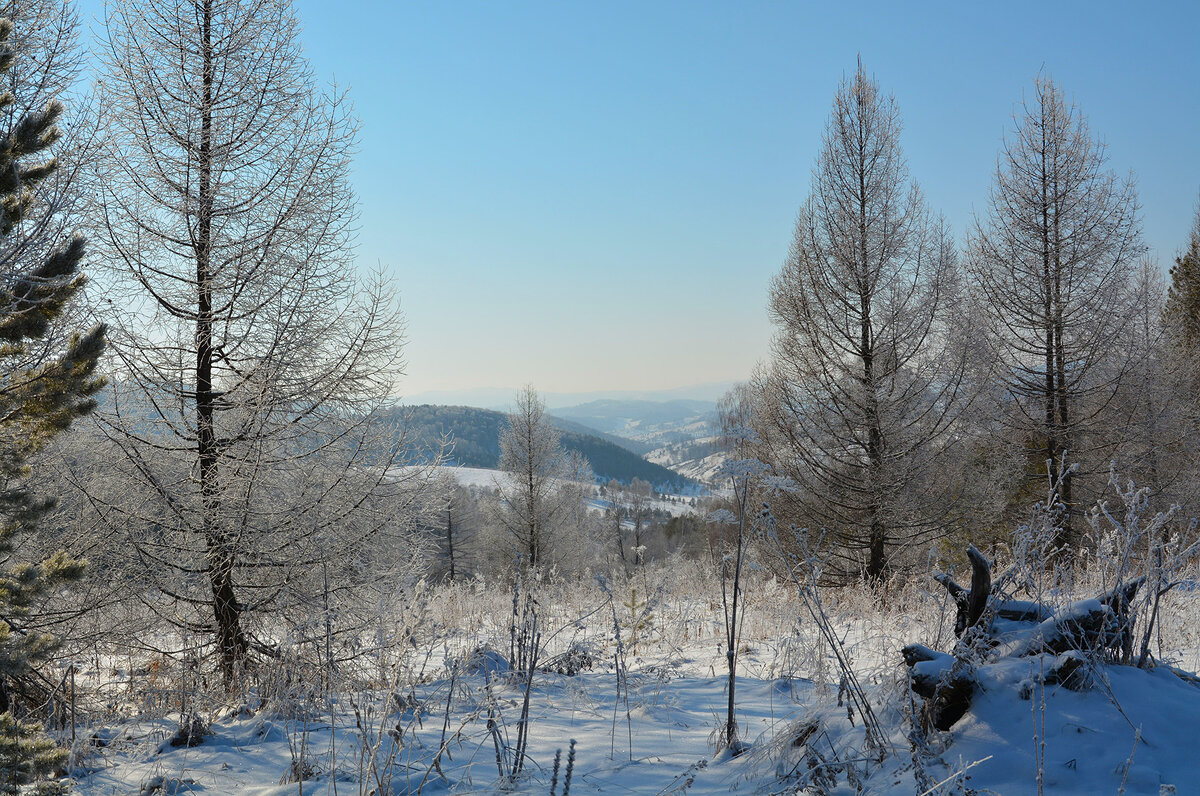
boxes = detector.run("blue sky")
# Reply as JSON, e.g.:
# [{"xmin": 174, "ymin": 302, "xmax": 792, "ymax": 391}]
[{"xmin": 78, "ymin": 1, "xmax": 1200, "ymax": 398}]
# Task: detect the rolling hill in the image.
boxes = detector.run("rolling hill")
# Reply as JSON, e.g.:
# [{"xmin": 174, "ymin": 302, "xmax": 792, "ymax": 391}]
[
  {"xmin": 382, "ymin": 404, "xmax": 699, "ymax": 492},
  {"xmin": 551, "ymin": 398, "xmax": 726, "ymax": 486}
]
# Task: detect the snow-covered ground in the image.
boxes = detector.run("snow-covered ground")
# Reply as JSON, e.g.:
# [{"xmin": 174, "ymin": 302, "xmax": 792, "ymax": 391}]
[
  {"xmin": 67, "ymin": 559, "xmax": 1200, "ymax": 795},
  {"xmin": 76, "ymin": 672, "xmax": 807, "ymax": 795},
  {"xmin": 439, "ymin": 465, "xmax": 700, "ymax": 517}
]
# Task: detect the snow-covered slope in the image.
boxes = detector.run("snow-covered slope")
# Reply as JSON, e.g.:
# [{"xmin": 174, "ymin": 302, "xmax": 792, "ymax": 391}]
[{"xmin": 646, "ymin": 435, "xmax": 726, "ymax": 487}]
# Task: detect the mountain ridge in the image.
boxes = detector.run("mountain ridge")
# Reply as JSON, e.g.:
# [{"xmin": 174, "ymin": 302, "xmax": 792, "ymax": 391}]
[{"xmin": 381, "ymin": 404, "xmax": 699, "ymax": 492}]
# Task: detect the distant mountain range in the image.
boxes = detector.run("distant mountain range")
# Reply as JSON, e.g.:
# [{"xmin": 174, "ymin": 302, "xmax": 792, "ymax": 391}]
[
  {"xmin": 382, "ymin": 404, "xmax": 700, "ymax": 492},
  {"xmin": 401, "ymin": 382, "xmax": 735, "ymax": 411},
  {"xmin": 551, "ymin": 398, "xmax": 716, "ymax": 442}
]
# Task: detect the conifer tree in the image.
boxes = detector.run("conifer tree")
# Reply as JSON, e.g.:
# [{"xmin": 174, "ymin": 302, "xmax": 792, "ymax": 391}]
[
  {"xmin": 0, "ymin": 12, "xmax": 104, "ymax": 792},
  {"xmin": 1166, "ymin": 205, "xmax": 1200, "ymax": 350}
]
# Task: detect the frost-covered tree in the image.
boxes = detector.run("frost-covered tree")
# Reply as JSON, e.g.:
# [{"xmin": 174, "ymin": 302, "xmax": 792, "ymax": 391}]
[
  {"xmin": 439, "ymin": 482, "xmax": 478, "ymax": 582},
  {"xmin": 1123, "ymin": 207, "xmax": 1200, "ymax": 514},
  {"xmin": 610, "ymin": 477, "xmax": 653, "ymax": 567},
  {"xmin": 763, "ymin": 60, "xmax": 966, "ymax": 582},
  {"xmin": 0, "ymin": 10, "xmax": 103, "ymax": 790},
  {"xmin": 557, "ymin": 448, "xmax": 600, "ymax": 570},
  {"xmin": 86, "ymin": 0, "xmax": 412, "ymax": 687},
  {"xmin": 493, "ymin": 386, "xmax": 580, "ymax": 569},
  {"xmin": 604, "ymin": 478, "xmax": 629, "ymax": 570},
  {"xmin": 969, "ymin": 74, "xmax": 1144, "ymax": 551},
  {"xmin": 1104, "ymin": 261, "xmax": 1200, "ymax": 512},
  {"xmin": 411, "ymin": 471, "xmax": 480, "ymax": 583}
]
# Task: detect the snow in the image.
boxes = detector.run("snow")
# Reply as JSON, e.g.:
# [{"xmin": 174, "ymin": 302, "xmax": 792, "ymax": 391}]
[
  {"xmin": 66, "ymin": 562, "xmax": 1200, "ymax": 795},
  {"xmin": 439, "ymin": 465, "xmax": 509, "ymax": 491},
  {"xmin": 646, "ymin": 438, "xmax": 726, "ymax": 488},
  {"xmin": 74, "ymin": 660, "xmax": 810, "ymax": 795},
  {"xmin": 947, "ymin": 658, "xmax": 1200, "ymax": 794}
]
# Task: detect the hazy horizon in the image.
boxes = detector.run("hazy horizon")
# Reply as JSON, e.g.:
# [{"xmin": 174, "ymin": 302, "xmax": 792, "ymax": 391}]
[{"xmin": 400, "ymin": 380, "xmax": 735, "ymax": 410}]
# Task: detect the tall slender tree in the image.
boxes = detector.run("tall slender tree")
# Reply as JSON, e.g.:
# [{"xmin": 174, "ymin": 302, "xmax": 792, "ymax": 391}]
[
  {"xmin": 0, "ymin": 10, "xmax": 104, "ymax": 790},
  {"xmin": 764, "ymin": 60, "xmax": 964, "ymax": 582},
  {"xmin": 969, "ymin": 75, "xmax": 1143, "ymax": 551},
  {"xmin": 88, "ymin": 0, "xmax": 409, "ymax": 687}
]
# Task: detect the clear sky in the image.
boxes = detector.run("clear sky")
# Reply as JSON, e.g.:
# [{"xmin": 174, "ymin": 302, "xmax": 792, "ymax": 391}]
[{"xmin": 78, "ymin": 1, "xmax": 1200, "ymax": 398}]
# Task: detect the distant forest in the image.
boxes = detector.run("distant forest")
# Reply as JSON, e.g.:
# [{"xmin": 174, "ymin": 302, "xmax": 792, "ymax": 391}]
[{"xmin": 386, "ymin": 404, "xmax": 698, "ymax": 491}]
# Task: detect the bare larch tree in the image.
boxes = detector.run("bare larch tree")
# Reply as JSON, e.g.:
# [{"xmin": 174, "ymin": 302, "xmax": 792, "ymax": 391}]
[
  {"xmin": 85, "ymin": 0, "xmax": 411, "ymax": 686},
  {"xmin": 969, "ymin": 74, "xmax": 1143, "ymax": 551},
  {"xmin": 763, "ymin": 60, "xmax": 964, "ymax": 582}
]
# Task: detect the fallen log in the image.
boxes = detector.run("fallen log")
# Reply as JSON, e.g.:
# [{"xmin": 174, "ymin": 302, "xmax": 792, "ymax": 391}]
[
  {"xmin": 926, "ymin": 666, "xmax": 976, "ymax": 731},
  {"xmin": 901, "ymin": 643, "xmax": 976, "ymax": 731},
  {"xmin": 901, "ymin": 643, "xmax": 944, "ymax": 667},
  {"xmin": 910, "ymin": 547, "xmax": 1148, "ymax": 731},
  {"xmin": 1013, "ymin": 599, "xmax": 1110, "ymax": 657},
  {"xmin": 1018, "ymin": 651, "xmax": 1091, "ymax": 698},
  {"xmin": 1043, "ymin": 650, "xmax": 1089, "ymax": 691},
  {"xmin": 902, "ymin": 644, "xmax": 954, "ymax": 699},
  {"xmin": 1011, "ymin": 580, "xmax": 1143, "ymax": 659},
  {"xmin": 994, "ymin": 599, "xmax": 1053, "ymax": 623}
]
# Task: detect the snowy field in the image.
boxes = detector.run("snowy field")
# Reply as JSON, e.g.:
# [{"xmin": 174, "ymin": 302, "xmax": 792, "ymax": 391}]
[
  {"xmin": 64, "ymin": 558, "xmax": 1200, "ymax": 795},
  {"xmin": 433, "ymin": 465, "xmax": 700, "ymax": 518}
]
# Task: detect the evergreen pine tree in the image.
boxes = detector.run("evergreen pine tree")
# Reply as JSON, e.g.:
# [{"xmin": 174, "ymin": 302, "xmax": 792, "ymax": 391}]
[
  {"xmin": 1166, "ymin": 207, "xmax": 1200, "ymax": 350},
  {"xmin": 0, "ymin": 13, "xmax": 105, "ymax": 793}
]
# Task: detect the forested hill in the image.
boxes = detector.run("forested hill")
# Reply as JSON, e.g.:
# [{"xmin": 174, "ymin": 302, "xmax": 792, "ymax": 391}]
[{"xmin": 383, "ymin": 404, "xmax": 698, "ymax": 491}]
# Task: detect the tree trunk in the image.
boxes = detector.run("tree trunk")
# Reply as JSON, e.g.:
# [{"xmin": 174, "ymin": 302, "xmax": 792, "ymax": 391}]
[
  {"xmin": 446, "ymin": 506, "xmax": 456, "ymax": 582},
  {"xmin": 614, "ymin": 511, "xmax": 627, "ymax": 572},
  {"xmin": 1052, "ymin": 158, "xmax": 1074, "ymax": 550},
  {"xmin": 197, "ymin": 0, "xmax": 246, "ymax": 688},
  {"xmin": 854, "ymin": 92, "xmax": 887, "ymax": 583},
  {"xmin": 1039, "ymin": 108, "xmax": 1062, "ymax": 544},
  {"xmin": 724, "ymin": 493, "xmax": 747, "ymax": 753},
  {"xmin": 860, "ymin": 161, "xmax": 885, "ymax": 581}
]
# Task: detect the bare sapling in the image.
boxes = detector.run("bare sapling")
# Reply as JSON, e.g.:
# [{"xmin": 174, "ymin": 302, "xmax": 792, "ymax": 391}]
[
  {"xmin": 710, "ymin": 392, "xmax": 770, "ymax": 756},
  {"xmin": 510, "ymin": 576, "xmax": 541, "ymax": 781},
  {"xmin": 597, "ymin": 574, "xmax": 634, "ymax": 761},
  {"xmin": 707, "ymin": 454, "xmax": 764, "ymax": 756}
]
